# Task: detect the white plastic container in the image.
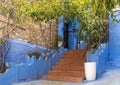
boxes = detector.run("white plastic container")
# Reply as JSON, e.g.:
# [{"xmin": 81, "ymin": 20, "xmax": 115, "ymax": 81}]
[{"xmin": 84, "ymin": 62, "xmax": 96, "ymax": 81}]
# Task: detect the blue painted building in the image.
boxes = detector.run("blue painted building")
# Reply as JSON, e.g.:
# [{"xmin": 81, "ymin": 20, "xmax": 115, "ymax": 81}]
[
  {"xmin": 87, "ymin": 10, "xmax": 120, "ymax": 78},
  {"xmin": 0, "ymin": 9, "xmax": 120, "ymax": 84},
  {"xmin": 58, "ymin": 16, "xmax": 85, "ymax": 50},
  {"xmin": 0, "ymin": 39, "xmax": 68, "ymax": 85},
  {"xmin": 109, "ymin": 10, "xmax": 120, "ymax": 68}
]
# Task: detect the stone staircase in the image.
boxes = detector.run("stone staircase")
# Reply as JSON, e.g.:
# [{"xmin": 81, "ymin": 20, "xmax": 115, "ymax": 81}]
[{"xmin": 43, "ymin": 47, "xmax": 87, "ymax": 82}]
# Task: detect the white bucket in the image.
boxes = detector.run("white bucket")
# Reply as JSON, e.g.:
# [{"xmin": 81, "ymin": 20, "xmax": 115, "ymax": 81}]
[{"xmin": 84, "ymin": 62, "xmax": 96, "ymax": 81}]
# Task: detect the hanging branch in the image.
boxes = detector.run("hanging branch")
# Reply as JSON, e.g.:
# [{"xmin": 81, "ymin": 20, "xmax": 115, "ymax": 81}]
[
  {"xmin": 0, "ymin": 19, "xmax": 26, "ymax": 31},
  {"xmin": 0, "ymin": 40, "xmax": 11, "ymax": 73}
]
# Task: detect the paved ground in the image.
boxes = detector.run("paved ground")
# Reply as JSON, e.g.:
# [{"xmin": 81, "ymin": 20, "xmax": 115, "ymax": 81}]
[
  {"xmin": 84, "ymin": 69, "xmax": 120, "ymax": 85},
  {"xmin": 14, "ymin": 69, "xmax": 120, "ymax": 85},
  {"xmin": 13, "ymin": 80, "xmax": 84, "ymax": 85}
]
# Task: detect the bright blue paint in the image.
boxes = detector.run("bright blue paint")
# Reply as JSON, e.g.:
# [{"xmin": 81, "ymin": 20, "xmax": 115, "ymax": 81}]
[
  {"xmin": 0, "ymin": 63, "xmax": 19, "ymax": 85},
  {"xmin": 0, "ymin": 39, "xmax": 67, "ymax": 85},
  {"xmin": 108, "ymin": 10, "xmax": 120, "ymax": 68},
  {"xmin": 109, "ymin": 10, "xmax": 120, "ymax": 57},
  {"xmin": 58, "ymin": 15, "xmax": 65, "ymax": 40},
  {"xmin": 80, "ymin": 40, "xmax": 86, "ymax": 49},
  {"xmin": 1, "ymin": 10, "xmax": 120, "ymax": 85},
  {"xmin": 58, "ymin": 16, "xmax": 81, "ymax": 50},
  {"xmin": 87, "ymin": 44, "xmax": 109, "ymax": 78},
  {"xmin": 68, "ymin": 18, "xmax": 80, "ymax": 50},
  {"xmin": 68, "ymin": 32, "xmax": 77, "ymax": 50},
  {"xmin": 6, "ymin": 39, "xmax": 48, "ymax": 64},
  {"xmin": 86, "ymin": 10, "xmax": 120, "ymax": 79}
]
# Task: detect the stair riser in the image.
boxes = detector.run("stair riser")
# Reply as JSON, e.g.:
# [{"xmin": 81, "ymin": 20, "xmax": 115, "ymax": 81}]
[
  {"xmin": 48, "ymin": 72, "xmax": 85, "ymax": 77},
  {"xmin": 67, "ymin": 50, "xmax": 85, "ymax": 53},
  {"xmin": 52, "ymin": 67, "xmax": 84, "ymax": 71},
  {"xmin": 64, "ymin": 53, "xmax": 85, "ymax": 56},
  {"xmin": 52, "ymin": 69, "xmax": 84, "ymax": 71},
  {"xmin": 56, "ymin": 63, "xmax": 84, "ymax": 66},
  {"xmin": 43, "ymin": 76, "xmax": 83, "ymax": 82},
  {"xmin": 60, "ymin": 60, "xmax": 86, "ymax": 63},
  {"xmin": 63, "ymin": 55, "xmax": 85, "ymax": 59},
  {"xmin": 62, "ymin": 57, "xmax": 86, "ymax": 59},
  {"xmin": 60, "ymin": 59, "xmax": 86, "ymax": 62}
]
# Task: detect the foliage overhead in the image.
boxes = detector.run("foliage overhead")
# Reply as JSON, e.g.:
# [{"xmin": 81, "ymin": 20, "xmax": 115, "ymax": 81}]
[{"xmin": 0, "ymin": 0, "xmax": 120, "ymax": 50}]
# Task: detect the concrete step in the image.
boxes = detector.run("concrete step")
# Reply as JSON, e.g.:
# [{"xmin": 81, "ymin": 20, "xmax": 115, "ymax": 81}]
[
  {"xmin": 52, "ymin": 66, "xmax": 84, "ymax": 71},
  {"xmin": 43, "ymin": 75, "xmax": 83, "ymax": 82},
  {"xmin": 48, "ymin": 71, "xmax": 85, "ymax": 77}
]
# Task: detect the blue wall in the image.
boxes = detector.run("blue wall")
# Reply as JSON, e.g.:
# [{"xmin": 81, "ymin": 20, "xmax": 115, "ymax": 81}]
[
  {"xmin": 87, "ymin": 44, "xmax": 109, "ymax": 78},
  {"xmin": 68, "ymin": 18, "xmax": 80, "ymax": 50},
  {"xmin": 109, "ymin": 10, "xmax": 120, "ymax": 67},
  {"xmin": 86, "ymin": 10, "xmax": 120, "ymax": 78},
  {"xmin": 1, "ymin": 11, "xmax": 120, "ymax": 85},
  {"xmin": 0, "ymin": 39, "xmax": 67, "ymax": 85},
  {"xmin": 58, "ymin": 15, "xmax": 65, "ymax": 40},
  {"xmin": 6, "ymin": 39, "xmax": 50, "ymax": 64},
  {"xmin": 58, "ymin": 16, "xmax": 80, "ymax": 50},
  {"xmin": 109, "ymin": 10, "xmax": 120, "ymax": 57},
  {"xmin": 58, "ymin": 16, "xmax": 82, "ymax": 50}
]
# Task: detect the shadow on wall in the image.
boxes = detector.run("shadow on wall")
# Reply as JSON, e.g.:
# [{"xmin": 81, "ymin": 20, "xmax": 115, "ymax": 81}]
[{"xmin": 0, "ymin": 39, "xmax": 67, "ymax": 85}]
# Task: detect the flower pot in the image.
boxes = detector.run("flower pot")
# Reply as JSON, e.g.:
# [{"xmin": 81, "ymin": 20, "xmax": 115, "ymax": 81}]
[{"xmin": 84, "ymin": 62, "xmax": 96, "ymax": 81}]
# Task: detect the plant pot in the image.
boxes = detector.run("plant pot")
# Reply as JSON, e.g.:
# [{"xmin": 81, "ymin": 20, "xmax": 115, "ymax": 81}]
[{"xmin": 84, "ymin": 62, "xmax": 96, "ymax": 81}]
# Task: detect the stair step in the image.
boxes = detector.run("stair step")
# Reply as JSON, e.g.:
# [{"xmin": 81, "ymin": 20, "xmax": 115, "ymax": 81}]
[
  {"xmin": 43, "ymin": 75, "xmax": 83, "ymax": 82},
  {"xmin": 48, "ymin": 71, "xmax": 85, "ymax": 77},
  {"xmin": 52, "ymin": 66, "xmax": 84, "ymax": 71},
  {"xmin": 63, "ymin": 55, "xmax": 85, "ymax": 59},
  {"xmin": 48, "ymin": 70, "xmax": 83, "ymax": 73},
  {"xmin": 65, "ymin": 52, "xmax": 84, "ymax": 54},
  {"xmin": 56, "ymin": 62, "xmax": 84, "ymax": 66},
  {"xmin": 67, "ymin": 50, "xmax": 84, "ymax": 53},
  {"xmin": 60, "ymin": 60, "xmax": 85, "ymax": 64},
  {"xmin": 63, "ymin": 55, "xmax": 86, "ymax": 59},
  {"xmin": 67, "ymin": 50, "xmax": 85, "ymax": 54},
  {"xmin": 60, "ymin": 59, "xmax": 86, "ymax": 63}
]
